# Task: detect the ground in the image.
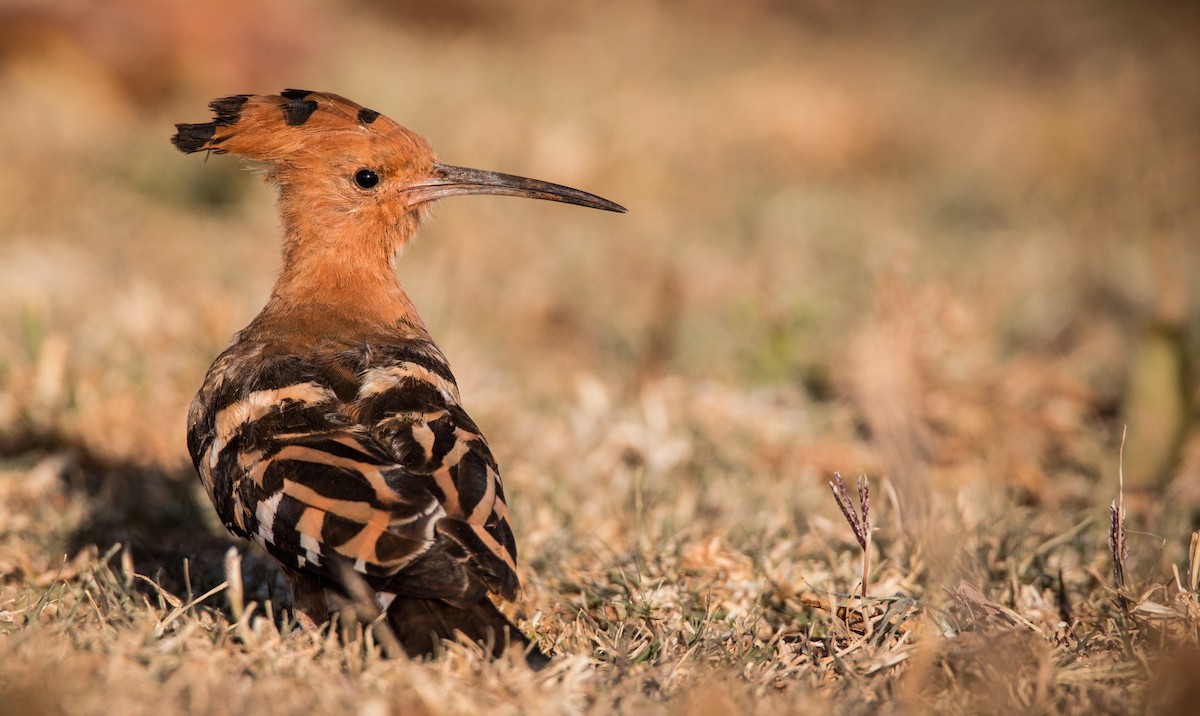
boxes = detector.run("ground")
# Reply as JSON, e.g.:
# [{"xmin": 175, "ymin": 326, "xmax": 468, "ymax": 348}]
[{"xmin": 2, "ymin": 1, "xmax": 1200, "ymax": 713}]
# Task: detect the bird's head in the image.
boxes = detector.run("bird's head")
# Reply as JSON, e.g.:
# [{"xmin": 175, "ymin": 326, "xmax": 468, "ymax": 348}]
[
  {"xmin": 172, "ymin": 90, "xmax": 624, "ymax": 337},
  {"xmin": 172, "ymin": 89, "xmax": 624, "ymax": 240}
]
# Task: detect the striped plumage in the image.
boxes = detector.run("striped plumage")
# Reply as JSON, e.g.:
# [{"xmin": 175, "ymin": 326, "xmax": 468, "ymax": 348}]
[{"xmin": 174, "ymin": 90, "xmax": 623, "ymax": 666}]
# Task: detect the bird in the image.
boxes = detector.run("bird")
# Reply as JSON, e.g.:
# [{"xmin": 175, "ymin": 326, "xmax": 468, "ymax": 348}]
[{"xmin": 172, "ymin": 89, "xmax": 624, "ymax": 667}]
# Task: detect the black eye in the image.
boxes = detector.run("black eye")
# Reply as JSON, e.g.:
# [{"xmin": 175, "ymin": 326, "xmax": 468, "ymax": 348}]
[{"xmin": 353, "ymin": 168, "xmax": 380, "ymax": 189}]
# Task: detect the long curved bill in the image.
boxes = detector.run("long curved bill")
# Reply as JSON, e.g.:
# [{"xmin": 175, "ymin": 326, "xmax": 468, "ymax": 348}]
[{"xmin": 402, "ymin": 162, "xmax": 626, "ymax": 213}]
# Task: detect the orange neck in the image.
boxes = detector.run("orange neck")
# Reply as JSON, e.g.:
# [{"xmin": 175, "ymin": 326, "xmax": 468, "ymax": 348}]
[{"xmin": 249, "ymin": 189, "xmax": 428, "ymax": 347}]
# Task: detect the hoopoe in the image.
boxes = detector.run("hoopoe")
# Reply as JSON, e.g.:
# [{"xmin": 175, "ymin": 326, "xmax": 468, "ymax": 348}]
[{"xmin": 173, "ymin": 90, "xmax": 623, "ymax": 667}]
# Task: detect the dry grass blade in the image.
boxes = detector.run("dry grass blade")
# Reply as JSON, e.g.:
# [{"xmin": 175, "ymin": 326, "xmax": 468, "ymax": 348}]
[
  {"xmin": 1190, "ymin": 532, "xmax": 1200, "ymax": 593},
  {"xmin": 829, "ymin": 472, "xmax": 872, "ymax": 606},
  {"xmin": 331, "ymin": 560, "xmax": 404, "ymax": 660},
  {"xmin": 1109, "ymin": 503, "xmax": 1127, "ymax": 599},
  {"xmin": 224, "ymin": 546, "xmax": 245, "ymax": 623},
  {"xmin": 154, "ymin": 580, "xmax": 228, "ymax": 637},
  {"xmin": 1110, "ymin": 427, "xmax": 1129, "ymax": 615},
  {"xmin": 829, "ymin": 472, "xmax": 867, "ymax": 551}
]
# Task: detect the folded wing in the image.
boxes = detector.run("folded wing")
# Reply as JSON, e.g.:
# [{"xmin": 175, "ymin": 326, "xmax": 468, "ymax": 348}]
[{"xmin": 187, "ymin": 344, "xmax": 519, "ymax": 604}]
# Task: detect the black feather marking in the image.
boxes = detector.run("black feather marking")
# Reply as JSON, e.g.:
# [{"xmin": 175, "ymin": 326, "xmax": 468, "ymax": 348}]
[
  {"xmin": 260, "ymin": 459, "xmax": 288, "ymax": 495},
  {"xmin": 358, "ymin": 108, "xmax": 380, "ymax": 124},
  {"xmin": 210, "ymin": 95, "xmax": 251, "ymax": 125},
  {"xmin": 453, "ymin": 451, "xmax": 490, "ymax": 516},
  {"xmin": 204, "ymin": 356, "xmax": 325, "ymax": 415},
  {"xmin": 290, "ymin": 461, "xmax": 379, "ymax": 504},
  {"xmin": 172, "ymin": 95, "xmax": 249, "ymax": 154},
  {"xmin": 488, "ymin": 518, "xmax": 518, "ymax": 562},
  {"xmin": 235, "ymin": 404, "xmax": 340, "ymax": 454},
  {"xmin": 446, "ymin": 404, "xmax": 482, "ymax": 436},
  {"xmin": 270, "ymin": 495, "xmax": 309, "ymax": 553},
  {"xmin": 357, "ymin": 377, "xmax": 446, "ymax": 423},
  {"xmin": 281, "ymin": 88, "xmax": 315, "ymax": 100},
  {"xmin": 426, "ymin": 418, "xmax": 458, "ymax": 469},
  {"xmin": 370, "ymin": 346, "xmax": 457, "ymax": 383},
  {"xmin": 436, "ymin": 519, "xmax": 518, "ymax": 598},
  {"xmin": 322, "ymin": 512, "xmax": 363, "ymax": 547},
  {"xmin": 171, "ymin": 123, "xmax": 217, "ymax": 153},
  {"xmin": 373, "ymin": 531, "xmax": 428, "ymax": 566},
  {"xmin": 378, "ymin": 423, "xmax": 435, "ymax": 472},
  {"xmin": 381, "ymin": 541, "xmax": 479, "ymax": 600},
  {"xmin": 284, "ymin": 98, "xmax": 320, "ymax": 126},
  {"xmin": 287, "ymin": 435, "xmax": 387, "ymax": 464},
  {"xmin": 208, "ymin": 446, "xmax": 244, "ymax": 531},
  {"xmin": 491, "ymin": 473, "xmax": 507, "ymax": 504},
  {"xmin": 385, "ymin": 597, "xmax": 549, "ymax": 668}
]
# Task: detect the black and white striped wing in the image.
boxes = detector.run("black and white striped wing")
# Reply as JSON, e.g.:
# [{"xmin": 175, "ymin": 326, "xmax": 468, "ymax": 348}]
[{"xmin": 187, "ymin": 348, "xmax": 519, "ymax": 603}]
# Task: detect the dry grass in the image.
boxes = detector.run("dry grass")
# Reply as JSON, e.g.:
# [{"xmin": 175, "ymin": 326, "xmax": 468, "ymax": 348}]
[{"xmin": 3, "ymin": 0, "xmax": 1200, "ymax": 713}]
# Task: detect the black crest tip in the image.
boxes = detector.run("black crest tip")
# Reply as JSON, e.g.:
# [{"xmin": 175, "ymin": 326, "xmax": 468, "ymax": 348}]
[
  {"xmin": 358, "ymin": 108, "xmax": 380, "ymax": 125},
  {"xmin": 208, "ymin": 95, "xmax": 251, "ymax": 126},
  {"xmin": 280, "ymin": 88, "xmax": 315, "ymax": 101},
  {"xmin": 171, "ymin": 122, "xmax": 218, "ymax": 153},
  {"xmin": 283, "ymin": 98, "xmax": 320, "ymax": 126}
]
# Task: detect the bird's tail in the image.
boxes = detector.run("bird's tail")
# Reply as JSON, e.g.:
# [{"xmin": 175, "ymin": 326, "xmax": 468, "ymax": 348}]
[{"xmin": 386, "ymin": 597, "xmax": 551, "ymax": 670}]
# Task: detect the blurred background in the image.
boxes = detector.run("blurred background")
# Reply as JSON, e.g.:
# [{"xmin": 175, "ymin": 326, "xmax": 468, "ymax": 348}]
[{"xmin": 1, "ymin": 0, "xmax": 1199, "ymax": 564}]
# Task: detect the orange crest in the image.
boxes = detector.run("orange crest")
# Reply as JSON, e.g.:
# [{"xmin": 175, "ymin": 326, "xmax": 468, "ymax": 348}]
[{"xmin": 171, "ymin": 89, "xmax": 432, "ymax": 170}]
